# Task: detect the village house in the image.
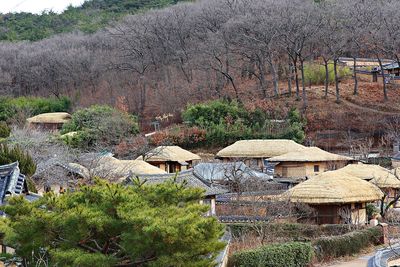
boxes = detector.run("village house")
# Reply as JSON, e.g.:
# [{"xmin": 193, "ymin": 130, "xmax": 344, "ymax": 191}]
[
  {"xmin": 337, "ymin": 164, "xmax": 400, "ymax": 207},
  {"xmin": 33, "ymin": 155, "xmax": 166, "ymax": 193},
  {"xmin": 338, "ymin": 57, "xmax": 393, "ymax": 69},
  {"xmin": 268, "ymin": 147, "xmax": 353, "ymax": 180},
  {"xmin": 216, "ymin": 139, "xmax": 306, "ymax": 171},
  {"xmin": 0, "ymin": 162, "xmax": 29, "ymax": 204},
  {"xmin": 26, "ymin": 112, "xmax": 71, "ymax": 130},
  {"xmin": 280, "ymin": 170, "xmax": 383, "ymax": 224},
  {"xmin": 193, "ymin": 162, "xmax": 273, "ymax": 192},
  {"xmin": 127, "ymin": 170, "xmax": 227, "ymax": 216},
  {"xmin": 137, "ymin": 145, "xmax": 201, "ymax": 173},
  {"xmin": 338, "ymin": 164, "xmax": 400, "ymax": 207}
]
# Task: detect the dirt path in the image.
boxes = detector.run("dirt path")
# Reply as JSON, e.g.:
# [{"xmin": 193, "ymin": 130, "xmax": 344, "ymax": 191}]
[{"xmin": 312, "ymin": 87, "xmax": 400, "ymax": 116}]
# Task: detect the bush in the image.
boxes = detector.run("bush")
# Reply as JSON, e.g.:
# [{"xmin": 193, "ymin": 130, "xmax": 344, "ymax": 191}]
[
  {"xmin": 181, "ymin": 100, "xmax": 306, "ymax": 147},
  {"xmin": 0, "ymin": 144, "xmax": 36, "ymax": 176},
  {"xmin": 313, "ymin": 227, "xmax": 381, "ymax": 260},
  {"xmin": 304, "ymin": 62, "xmax": 352, "ymax": 86},
  {"xmin": 0, "ymin": 96, "xmax": 71, "ymax": 123},
  {"xmin": 230, "ymin": 242, "xmax": 313, "ymax": 267},
  {"xmin": 61, "ymin": 105, "xmax": 139, "ymax": 149},
  {"xmin": 151, "ymin": 126, "xmax": 206, "ymax": 148},
  {"xmin": 0, "ymin": 122, "xmax": 11, "ymax": 138}
]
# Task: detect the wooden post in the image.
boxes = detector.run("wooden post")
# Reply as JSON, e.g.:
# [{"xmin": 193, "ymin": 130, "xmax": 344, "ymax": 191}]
[{"xmin": 378, "ymin": 223, "xmax": 389, "ymax": 245}]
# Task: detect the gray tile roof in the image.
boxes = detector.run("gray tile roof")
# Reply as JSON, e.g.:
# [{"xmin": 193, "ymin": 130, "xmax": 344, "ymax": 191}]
[
  {"xmin": 127, "ymin": 169, "xmax": 227, "ymax": 197},
  {"xmin": 0, "ymin": 162, "xmax": 27, "ymax": 204},
  {"xmin": 193, "ymin": 162, "xmax": 272, "ymax": 183}
]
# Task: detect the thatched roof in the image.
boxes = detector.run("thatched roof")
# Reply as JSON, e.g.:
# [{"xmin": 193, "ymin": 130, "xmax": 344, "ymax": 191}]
[
  {"xmin": 269, "ymin": 147, "xmax": 353, "ymax": 162},
  {"xmin": 137, "ymin": 146, "xmax": 201, "ymax": 162},
  {"xmin": 216, "ymin": 139, "xmax": 306, "ymax": 158},
  {"xmin": 94, "ymin": 157, "xmax": 166, "ymax": 179},
  {"xmin": 27, "ymin": 112, "xmax": 71, "ymax": 124},
  {"xmin": 279, "ymin": 170, "xmax": 383, "ymax": 204},
  {"xmin": 337, "ymin": 164, "xmax": 400, "ymax": 189}
]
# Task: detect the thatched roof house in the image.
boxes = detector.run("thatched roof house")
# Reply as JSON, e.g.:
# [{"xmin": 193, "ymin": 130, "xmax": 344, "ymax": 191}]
[
  {"xmin": 52, "ymin": 156, "xmax": 166, "ymax": 183},
  {"xmin": 337, "ymin": 164, "xmax": 400, "ymax": 189},
  {"xmin": 337, "ymin": 164, "xmax": 400, "ymax": 207},
  {"xmin": 26, "ymin": 112, "xmax": 71, "ymax": 130},
  {"xmin": 216, "ymin": 139, "xmax": 305, "ymax": 171},
  {"xmin": 89, "ymin": 156, "xmax": 166, "ymax": 180},
  {"xmin": 269, "ymin": 147, "xmax": 353, "ymax": 179},
  {"xmin": 137, "ymin": 146, "xmax": 201, "ymax": 173},
  {"xmin": 280, "ymin": 171, "xmax": 383, "ymax": 224}
]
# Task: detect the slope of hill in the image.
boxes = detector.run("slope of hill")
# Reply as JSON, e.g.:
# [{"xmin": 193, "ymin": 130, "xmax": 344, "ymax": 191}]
[{"xmin": 0, "ymin": 0, "xmax": 188, "ymax": 41}]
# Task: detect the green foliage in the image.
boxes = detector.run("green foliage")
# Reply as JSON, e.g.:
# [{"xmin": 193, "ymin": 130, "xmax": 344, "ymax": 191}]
[
  {"xmin": 0, "ymin": 96, "xmax": 71, "ymax": 123},
  {"xmin": 313, "ymin": 227, "xmax": 381, "ymax": 260},
  {"xmin": 0, "ymin": 144, "xmax": 36, "ymax": 176},
  {"xmin": 230, "ymin": 242, "xmax": 313, "ymax": 267},
  {"xmin": 366, "ymin": 204, "xmax": 379, "ymax": 220},
  {"xmin": 61, "ymin": 105, "xmax": 139, "ymax": 149},
  {"xmin": 0, "ymin": 179, "xmax": 225, "ymax": 266},
  {"xmin": 0, "ymin": 121, "xmax": 11, "ymax": 138},
  {"xmin": 0, "ymin": 0, "xmax": 190, "ymax": 41},
  {"xmin": 182, "ymin": 100, "xmax": 306, "ymax": 147},
  {"xmin": 303, "ymin": 62, "xmax": 352, "ymax": 85},
  {"xmin": 25, "ymin": 177, "xmax": 37, "ymax": 193}
]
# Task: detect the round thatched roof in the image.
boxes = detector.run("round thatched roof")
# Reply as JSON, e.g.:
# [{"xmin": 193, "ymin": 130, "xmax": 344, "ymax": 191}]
[
  {"xmin": 216, "ymin": 139, "xmax": 305, "ymax": 158},
  {"xmin": 26, "ymin": 112, "xmax": 71, "ymax": 124},
  {"xmin": 268, "ymin": 147, "xmax": 353, "ymax": 162},
  {"xmin": 137, "ymin": 146, "xmax": 201, "ymax": 162},
  {"xmin": 337, "ymin": 164, "xmax": 400, "ymax": 189},
  {"xmin": 280, "ymin": 170, "xmax": 383, "ymax": 204}
]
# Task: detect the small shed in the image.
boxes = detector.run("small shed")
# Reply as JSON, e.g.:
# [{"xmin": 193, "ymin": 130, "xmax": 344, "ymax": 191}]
[
  {"xmin": 279, "ymin": 170, "xmax": 383, "ymax": 224},
  {"xmin": 137, "ymin": 146, "xmax": 201, "ymax": 173},
  {"xmin": 337, "ymin": 164, "xmax": 400, "ymax": 206},
  {"xmin": 268, "ymin": 147, "xmax": 353, "ymax": 179},
  {"xmin": 216, "ymin": 139, "xmax": 305, "ymax": 171},
  {"xmin": 26, "ymin": 112, "xmax": 71, "ymax": 130}
]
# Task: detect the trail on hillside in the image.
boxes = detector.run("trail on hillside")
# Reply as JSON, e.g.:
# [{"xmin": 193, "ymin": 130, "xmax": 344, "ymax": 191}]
[{"xmin": 309, "ymin": 86, "xmax": 400, "ymax": 116}]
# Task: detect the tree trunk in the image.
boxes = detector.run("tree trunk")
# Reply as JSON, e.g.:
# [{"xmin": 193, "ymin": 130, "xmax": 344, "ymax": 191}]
[
  {"xmin": 257, "ymin": 59, "xmax": 268, "ymax": 98},
  {"xmin": 293, "ymin": 57, "xmax": 300, "ymax": 100},
  {"xmin": 300, "ymin": 58, "xmax": 307, "ymax": 108},
  {"xmin": 323, "ymin": 57, "xmax": 329, "ymax": 98},
  {"xmin": 377, "ymin": 56, "xmax": 388, "ymax": 101},
  {"xmin": 139, "ymin": 75, "xmax": 147, "ymax": 117},
  {"xmin": 333, "ymin": 59, "xmax": 340, "ymax": 103},
  {"xmin": 353, "ymin": 57, "xmax": 358, "ymax": 95},
  {"xmin": 288, "ymin": 54, "xmax": 292, "ymax": 96},
  {"xmin": 269, "ymin": 60, "xmax": 279, "ymax": 97}
]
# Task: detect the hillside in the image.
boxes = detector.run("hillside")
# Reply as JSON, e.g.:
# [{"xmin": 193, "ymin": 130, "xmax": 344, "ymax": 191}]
[{"xmin": 0, "ymin": 0, "xmax": 188, "ymax": 41}]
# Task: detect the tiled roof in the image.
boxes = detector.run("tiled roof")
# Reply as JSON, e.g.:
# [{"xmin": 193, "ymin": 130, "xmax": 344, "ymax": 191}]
[
  {"xmin": 193, "ymin": 162, "xmax": 272, "ymax": 183},
  {"xmin": 127, "ymin": 169, "xmax": 227, "ymax": 196},
  {"xmin": 0, "ymin": 162, "xmax": 27, "ymax": 204}
]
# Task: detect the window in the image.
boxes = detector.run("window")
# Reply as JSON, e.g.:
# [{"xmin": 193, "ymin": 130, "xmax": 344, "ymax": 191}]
[{"xmin": 314, "ymin": 165, "xmax": 320, "ymax": 172}]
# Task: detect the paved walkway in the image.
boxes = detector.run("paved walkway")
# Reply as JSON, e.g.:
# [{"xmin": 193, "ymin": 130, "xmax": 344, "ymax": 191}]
[{"xmin": 324, "ymin": 254, "xmax": 373, "ymax": 267}]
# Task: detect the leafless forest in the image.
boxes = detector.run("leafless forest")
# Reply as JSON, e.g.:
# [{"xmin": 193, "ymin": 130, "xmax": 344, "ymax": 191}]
[{"xmin": 1, "ymin": 0, "xmax": 399, "ymax": 125}]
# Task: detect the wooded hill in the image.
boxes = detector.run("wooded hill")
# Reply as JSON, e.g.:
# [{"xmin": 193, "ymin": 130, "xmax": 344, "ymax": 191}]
[
  {"xmin": 1, "ymin": 0, "xmax": 400, "ymax": 149},
  {"xmin": 0, "ymin": 0, "xmax": 188, "ymax": 41}
]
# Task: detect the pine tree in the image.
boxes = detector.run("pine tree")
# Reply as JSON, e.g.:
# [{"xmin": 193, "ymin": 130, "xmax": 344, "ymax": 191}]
[{"xmin": 0, "ymin": 179, "xmax": 225, "ymax": 267}]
